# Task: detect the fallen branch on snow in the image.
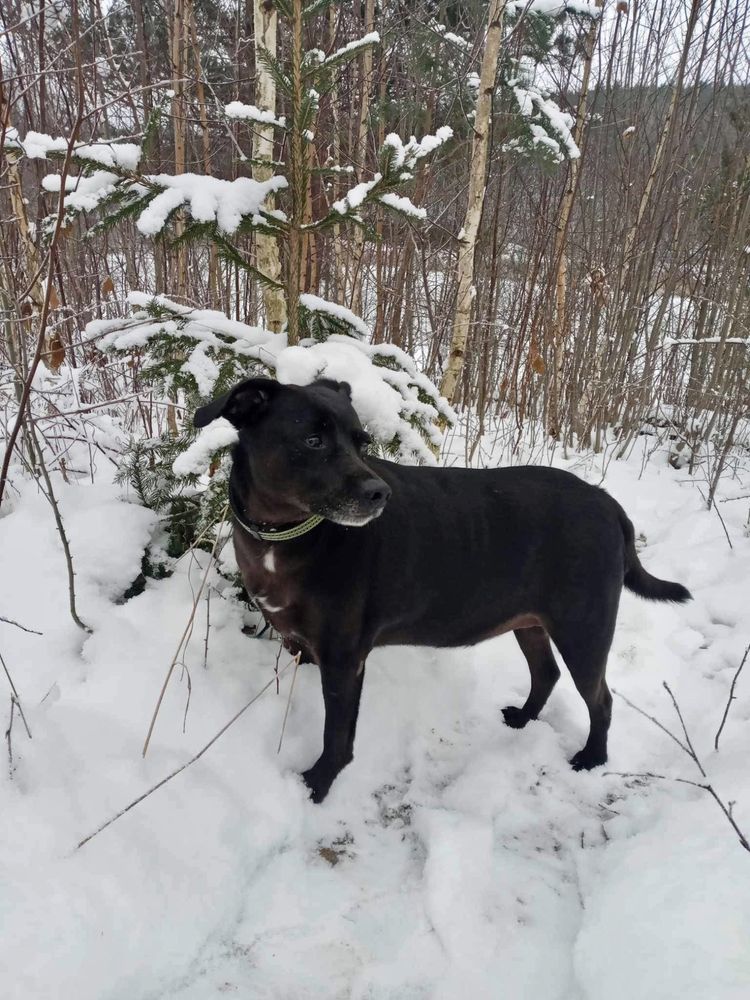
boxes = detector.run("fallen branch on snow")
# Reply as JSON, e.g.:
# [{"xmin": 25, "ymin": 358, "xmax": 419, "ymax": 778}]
[
  {"xmin": 0, "ymin": 615, "xmax": 42, "ymax": 635},
  {"xmin": 714, "ymin": 641, "xmax": 749, "ymax": 751},
  {"xmin": 77, "ymin": 653, "xmax": 297, "ymax": 851},
  {"xmin": 611, "ymin": 683, "xmax": 749, "ymax": 854}
]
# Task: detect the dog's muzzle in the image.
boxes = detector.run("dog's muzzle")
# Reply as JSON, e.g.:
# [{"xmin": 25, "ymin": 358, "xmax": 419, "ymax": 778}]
[{"xmin": 324, "ymin": 476, "xmax": 392, "ymax": 526}]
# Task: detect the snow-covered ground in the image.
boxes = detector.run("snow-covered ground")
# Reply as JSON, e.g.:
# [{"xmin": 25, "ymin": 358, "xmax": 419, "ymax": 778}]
[{"xmin": 1, "ymin": 430, "xmax": 749, "ymax": 1000}]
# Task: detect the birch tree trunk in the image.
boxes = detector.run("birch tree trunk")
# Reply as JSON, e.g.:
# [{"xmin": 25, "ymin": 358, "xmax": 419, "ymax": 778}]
[
  {"xmin": 440, "ymin": 0, "xmax": 506, "ymax": 404},
  {"xmin": 252, "ymin": 0, "xmax": 286, "ymax": 332}
]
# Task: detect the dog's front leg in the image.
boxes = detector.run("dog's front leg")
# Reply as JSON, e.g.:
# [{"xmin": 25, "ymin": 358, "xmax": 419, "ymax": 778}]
[{"xmin": 302, "ymin": 652, "xmax": 366, "ymax": 803}]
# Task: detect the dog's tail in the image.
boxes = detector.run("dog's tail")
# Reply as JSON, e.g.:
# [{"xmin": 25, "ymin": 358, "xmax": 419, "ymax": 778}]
[{"xmin": 619, "ymin": 510, "xmax": 692, "ymax": 604}]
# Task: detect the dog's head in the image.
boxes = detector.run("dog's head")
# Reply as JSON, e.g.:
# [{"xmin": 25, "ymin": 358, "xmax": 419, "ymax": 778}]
[{"xmin": 194, "ymin": 377, "xmax": 391, "ymax": 526}]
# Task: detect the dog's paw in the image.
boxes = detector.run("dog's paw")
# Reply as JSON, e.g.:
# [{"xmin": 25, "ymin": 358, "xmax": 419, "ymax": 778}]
[
  {"xmin": 569, "ymin": 747, "xmax": 607, "ymax": 771},
  {"xmin": 301, "ymin": 765, "xmax": 331, "ymax": 804},
  {"xmin": 502, "ymin": 705, "xmax": 531, "ymax": 729}
]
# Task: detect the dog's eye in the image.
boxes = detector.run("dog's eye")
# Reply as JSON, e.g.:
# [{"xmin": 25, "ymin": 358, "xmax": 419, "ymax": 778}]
[{"xmin": 305, "ymin": 434, "xmax": 324, "ymax": 449}]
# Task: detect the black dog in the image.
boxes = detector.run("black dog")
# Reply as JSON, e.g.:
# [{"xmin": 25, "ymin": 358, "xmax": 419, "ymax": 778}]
[{"xmin": 195, "ymin": 377, "xmax": 691, "ymax": 803}]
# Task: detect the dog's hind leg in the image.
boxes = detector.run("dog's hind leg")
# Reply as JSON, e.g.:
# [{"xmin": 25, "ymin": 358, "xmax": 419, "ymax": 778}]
[
  {"xmin": 502, "ymin": 626, "xmax": 561, "ymax": 729},
  {"xmin": 550, "ymin": 621, "xmax": 615, "ymax": 771}
]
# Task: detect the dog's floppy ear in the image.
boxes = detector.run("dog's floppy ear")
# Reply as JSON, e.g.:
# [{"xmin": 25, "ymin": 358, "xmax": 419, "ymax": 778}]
[
  {"xmin": 194, "ymin": 377, "xmax": 280, "ymax": 429},
  {"xmin": 315, "ymin": 377, "xmax": 352, "ymax": 400}
]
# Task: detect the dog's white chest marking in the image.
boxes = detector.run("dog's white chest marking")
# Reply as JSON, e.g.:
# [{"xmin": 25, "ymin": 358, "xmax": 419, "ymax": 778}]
[
  {"xmin": 252, "ymin": 548, "xmax": 286, "ymax": 614},
  {"xmin": 256, "ymin": 595, "xmax": 284, "ymax": 614},
  {"xmin": 262, "ymin": 549, "xmax": 276, "ymax": 573}
]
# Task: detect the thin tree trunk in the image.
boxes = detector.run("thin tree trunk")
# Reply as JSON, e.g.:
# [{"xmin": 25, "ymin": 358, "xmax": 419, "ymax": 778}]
[
  {"xmin": 547, "ymin": 11, "xmax": 599, "ymax": 437},
  {"xmin": 619, "ymin": 0, "xmax": 701, "ymax": 282},
  {"xmin": 189, "ymin": 5, "xmax": 219, "ymax": 306},
  {"xmin": 349, "ymin": 0, "xmax": 375, "ymax": 317},
  {"xmin": 440, "ymin": 0, "xmax": 506, "ymax": 404},
  {"xmin": 169, "ymin": 0, "xmax": 188, "ymax": 301},
  {"xmin": 252, "ymin": 0, "xmax": 286, "ymax": 332},
  {"xmin": 287, "ymin": 0, "xmax": 306, "ymax": 345}
]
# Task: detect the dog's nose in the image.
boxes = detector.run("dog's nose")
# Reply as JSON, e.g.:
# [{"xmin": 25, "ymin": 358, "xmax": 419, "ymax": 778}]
[{"xmin": 361, "ymin": 478, "xmax": 391, "ymax": 506}]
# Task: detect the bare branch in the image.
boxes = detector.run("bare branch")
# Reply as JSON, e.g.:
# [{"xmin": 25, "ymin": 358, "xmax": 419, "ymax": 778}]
[
  {"xmin": 77, "ymin": 653, "xmax": 296, "ymax": 851},
  {"xmin": 714, "ymin": 642, "xmax": 750, "ymax": 751}
]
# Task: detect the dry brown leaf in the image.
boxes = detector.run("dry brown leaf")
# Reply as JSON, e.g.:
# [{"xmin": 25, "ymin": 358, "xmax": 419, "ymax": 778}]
[{"xmin": 46, "ymin": 331, "xmax": 65, "ymax": 371}]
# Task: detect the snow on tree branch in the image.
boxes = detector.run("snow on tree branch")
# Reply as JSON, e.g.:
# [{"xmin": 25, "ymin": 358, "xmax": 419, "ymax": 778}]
[
  {"xmin": 431, "ymin": 22, "xmax": 473, "ymax": 52},
  {"xmin": 132, "ymin": 174, "xmax": 288, "ymax": 236},
  {"xmin": 4, "ymin": 128, "xmax": 141, "ymax": 169},
  {"xmin": 319, "ymin": 127, "xmax": 451, "ymax": 227},
  {"xmin": 8, "ymin": 129, "xmax": 288, "ymax": 239},
  {"xmin": 332, "ymin": 175, "xmax": 382, "ymax": 215},
  {"xmin": 382, "ymin": 127, "xmax": 454, "ymax": 173},
  {"xmin": 172, "ymin": 419, "xmax": 239, "ymax": 478},
  {"xmin": 224, "ymin": 102, "xmax": 287, "ymax": 129},
  {"xmin": 323, "ymin": 32, "xmax": 381, "ymax": 66},
  {"xmin": 505, "ymin": 85, "xmax": 580, "ymax": 163},
  {"xmin": 508, "ymin": 0, "xmax": 601, "ymax": 16},
  {"xmin": 378, "ymin": 192, "xmax": 427, "ymax": 220},
  {"xmin": 299, "ymin": 294, "xmax": 370, "ymax": 338},
  {"xmin": 86, "ymin": 294, "xmax": 454, "ymax": 467}
]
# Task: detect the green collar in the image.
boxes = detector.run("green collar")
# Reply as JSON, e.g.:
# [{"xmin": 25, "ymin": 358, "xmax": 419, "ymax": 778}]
[{"xmin": 231, "ymin": 503, "xmax": 325, "ymax": 543}]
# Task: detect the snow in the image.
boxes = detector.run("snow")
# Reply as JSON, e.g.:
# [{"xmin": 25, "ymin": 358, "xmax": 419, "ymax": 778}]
[
  {"xmin": 42, "ymin": 169, "xmax": 120, "ymax": 212},
  {"xmin": 83, "ymin": 294, "xmax": 448, "ymax": 463},
  {"xmin": 172, "ymin": 419, "xmax": 239, "ymax": 477},
  {"xmin": 74, "ymin": 141, "xmax": 142, "ymax": 171},
  {"xmin": 276, "ymin": 336, "xmax": 447, "ymax": 463},
  {"xmin": 6, "ymin": 130, "xmax": 141, "ymax": 169},
  {"xmin": 332, "ymin": 174, "xmax": 382, "ymax": 215},
  {"xmin": 324, "ymin": 32, "xmax": 381, "ymax": 65},
  {"xmin": 664, "ymin": 337, "xmax": 750, "ymax": 346},
  {"xmin": 413, "ymin": 125, "xmax": 454, "ymax": 159},
  {"xmin": 84, "ymin": 293, "xmax": 282, "ymax": 384},
  {"xmin": 8, "ymin": 129, "xmax": 68, "ymax": 158},
  {"xmin": 39, "ymin": 156, "xmax": 287, "ymax": 234},
  {"xmin": 224, "ymin": 101, "xmax": 286, "ymax": 129},
  {"xmin": 382, "ymin": 127, "xmax": 453, "ymax": 172},
  {"xmin": 299, "ymin": 293, "xmax": 370, "ymax": 338},
  {"xmin": 136, "ymin": 173, "xmax": 288, "ymax": 236},
  {"xmin": 378, "ymin": 191, "xmax": 427, "ymax": 220},
  {"xmin": 1, "ymin": 428, "xmax": 748, "ymax": 998},
  {"xmin": 511, "ymin": 85, "xmax": 580, "ymax": 161},
  {"xmin": 432, "ymin": 22, "xmax": 472, "ymax": 52},
  {"xmin": 508, "ymin": 0, "xmax": 601, "ymax": 15}
]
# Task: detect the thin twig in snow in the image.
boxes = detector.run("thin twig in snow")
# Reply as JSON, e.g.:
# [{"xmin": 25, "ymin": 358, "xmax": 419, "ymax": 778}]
[
  {"xmin": 277, "ymin": 653, "xmax": 302, "ymax": 754},
  {"xmin": 696, "ymin": 484, "xmax": 733, "ymax": 550},
  {"xmin": 0, "ymin": 615, "xmax": 42, "ymax": 635},
  {"xmin": 203, "ymin": 588, "xmax": 211, "ymax": 670},
  {"xmin": 142, "ymin": 505, "xmax": 229, "ymax": 756},
  {"xmin": 612, "ymin": 686, "xmax": 750, "ymax": 854},
  {"xmin": 5, "ymin": 697, "xmax": 19, "ymax": 777},
  {"xmin": 77, "ymin": 654, "xmax": 295, "ymax": 851},
  {"xmin": 612, "ymin": 687, "xmax": 691, "ymax": 757},
  {"xmin": 26, "ymin": 418, "xmax": 91, "ymax": 632},
  {"xmin": 714, "ymin": 642, "xmax": 749, "ymax": 751},
  {"xmin": 0, "ymin": 649, "xmax": 32, "ymax": 739}
]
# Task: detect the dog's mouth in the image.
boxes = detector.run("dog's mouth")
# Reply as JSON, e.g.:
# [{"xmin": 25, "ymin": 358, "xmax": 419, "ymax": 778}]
[
  {"xmin": 317, "ymin": 490, "xmax": 390, "ymax": 528},
  {"xmin": 323, "ymin": 504, "xmax": 387, "ymax": 527}
]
